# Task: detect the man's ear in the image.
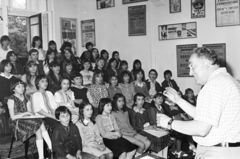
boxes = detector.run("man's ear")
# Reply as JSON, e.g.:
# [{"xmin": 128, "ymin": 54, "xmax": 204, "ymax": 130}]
[{"xmin": 203, "ymin": 59, "xmax": 211, "ymax": 69}]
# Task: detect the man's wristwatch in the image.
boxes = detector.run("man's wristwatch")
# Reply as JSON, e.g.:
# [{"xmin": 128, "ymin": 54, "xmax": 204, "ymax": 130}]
[{"xmin": 167, "ymin": 118, "xmax": 174, "ymax": 130}]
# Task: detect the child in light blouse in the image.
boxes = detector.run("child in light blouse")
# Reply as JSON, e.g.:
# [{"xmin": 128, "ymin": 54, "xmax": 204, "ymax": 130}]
[
  {"xmin": 76, "ymin": 102, "xmax": 113, "ymax": 159},
  {"xmin": 96, "ymin": 98, "xmax": 136, "ymax": 159},
  {"xmin": 54, "ymin": 78, "xmax": 79, "ymax": 123}
]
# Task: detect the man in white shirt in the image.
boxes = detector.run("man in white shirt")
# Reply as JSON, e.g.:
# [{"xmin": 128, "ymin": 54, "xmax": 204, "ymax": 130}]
[{"xmin": 157, "ymin": 47, "xmax": 240, "ymax": 159}]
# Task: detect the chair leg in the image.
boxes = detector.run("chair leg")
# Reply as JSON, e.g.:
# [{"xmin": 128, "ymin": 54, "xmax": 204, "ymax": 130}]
[
  {"xmin": 24, "ymin": 138, "xmax": 30, "ymax": 159},
  {"xmin": 7, "ymin": 135, "xmax": 15, "ymax": 158}
]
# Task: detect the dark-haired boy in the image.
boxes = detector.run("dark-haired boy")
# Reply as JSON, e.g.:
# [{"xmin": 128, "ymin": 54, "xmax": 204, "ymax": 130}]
[
  {"xmin": 161, "ymin": 70, "xmax": 179, "ymax": 92},
  {"xmin": 52, "ymin": 106, "xmax": 97, "ymax": 159},
  {"xmin": 28, "ymin": 49, "xmax": 44, "ymax": 75}
]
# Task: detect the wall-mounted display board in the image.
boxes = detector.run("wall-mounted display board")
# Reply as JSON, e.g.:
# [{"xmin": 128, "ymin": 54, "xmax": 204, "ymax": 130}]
[
  {"xmin": 191, "ymin": 0, "xmax": 205, "ymax": 18},
  {"xmin": 97, "ymin": 0, "xmax": 115, "ymax": 9},
  {"xmin": 202, "ymin": 43, "xmax": 226, "ymax": 67},
  {"xmin": 123, "ymin": 0, "xmax": 147, "ymax": 4},
  {"xmin": 60, "ymin": 18, "xmax": 77, "ymax": 55},
  {"xmin": 216, "ymin": 0, "xmax": 240, "ymax": 27},
  {"xmin": 128, "ymin": 5, "xmax": 146, "ymax": 36},
  {"xmin": 81, "ymin": 19, "xmax": 96, "ymax": 47},
  {"xmin": 177, "ymin": 44, "xmax": 198, "ymax": 77},
  {"xmin": 169, "ymin": 0, "xmax": 181, "ymax": 13},
  {"xmin": 158, "ymin": 22, "xmax": 197, "ymax": 40}
]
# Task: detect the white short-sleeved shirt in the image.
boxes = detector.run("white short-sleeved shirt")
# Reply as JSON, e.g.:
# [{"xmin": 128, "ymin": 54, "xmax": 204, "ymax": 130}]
[
  {"xmin": 0, "ymin": 47, "xmax": 12, "ymax": 62},
  {"xmin": 54, "ymin": 90, "xmax": 75, "ymax": 108},
  {"xmin": 193, "ymin": 68, "xmax": 240, "ymax": 146},
  {"xmin": 32, "ymin": 91, "xmax": 58, "ymax": 115},
  {"xmin": 80, "ymin": 70, "xmax": 93, "ymax": 86}
]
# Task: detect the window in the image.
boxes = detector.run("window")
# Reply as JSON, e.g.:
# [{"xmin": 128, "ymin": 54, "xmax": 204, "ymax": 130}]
[{"xmin": 12, "ymin": 0, "xmax": 26, "ymax": 9}]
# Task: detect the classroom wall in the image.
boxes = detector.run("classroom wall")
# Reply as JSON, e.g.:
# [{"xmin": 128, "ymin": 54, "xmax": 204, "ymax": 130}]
[
  {"xmin": 52, "ymin": 0, "xmax": 78, "ymax": 52},
  {"xmin": 154, "ymin": 0, "xmax": 240, "ymax": 94},
  {"xmin": 76, "ymin": 0, "xmax": 240, "ymax": 94},
  {"xmin": 52, "ymin": 0, "xmax": 240, "ymax": 95}
]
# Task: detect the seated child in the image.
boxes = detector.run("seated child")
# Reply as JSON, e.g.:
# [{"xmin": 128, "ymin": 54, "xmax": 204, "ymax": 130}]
[
  {"xmin": 32, "ymin": 75, "xmax": 59, "ymax": 131},
  {"xmin": 133, "ymin": 69, "xmax": 150, "ymax": 101},
  {"xmin": 80, "ymin": 59, "xmax": 93, "ymax": 87},
  {"xmin": 52, "ymin": 106, "xmax": 97, "ymax": 159},
  {"xmin": 8, "ymin": 78, "xmax": 52, "ymax": 159},
  {"xmin": 145, "ymin": 69, "xmax": 163, "ymax": 98},
  {"xmin": 161, "ymin": 70, "xmax": 180, "ymax": 91},
  {"xmin": 161, "ymin": 96, "xmax": 190, "ymax": 158},
  {"xmin": 107, "ymin": 75, "xmax": 122, "ymax": 100},
  {"xmin": 87, "ymin": 70, "xmax": 108, "ymax": 116},
  {"xmin": 96, "ymin": 98, "xmax": 136, "ymax": 159},
  {"xmin": 76, "ymin": 102, "xmax": 113, "ymax": 159},
  {"xmin": 112, "ymin": 93, "xmax": 151, "ymax": 155},
  {"xmin": 118, "ymin": 70, "xmax": 136, "ymax": 109},
  {"xmin": 129, "ymin": 93, "xmax": 173, "ymax": 154},
  {"xmin": 70, "ymin": 72, "xmax": 88, "ymax": 107},
  {"xmin": 184, "ymin": 88, "xmax": 196, "ymax": 106},
  {"xmin": 54, "ymin": 78, "xmax": 79, "ymax": 123}
]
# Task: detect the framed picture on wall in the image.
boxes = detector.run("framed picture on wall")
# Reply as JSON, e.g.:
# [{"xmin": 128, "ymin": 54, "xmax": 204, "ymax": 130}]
[
  {"xmin": 128, "ymin": 5, "xmax": 146, "ymax": 36},
  {"xmin": 158, "ymin": 22, "xmax": 197, "ymax": 40},
  {"xmin": 177, "ymin": 44, "xmax": 198, "ymax": 77},
  {"xmin": 215, "ymin": 0, "xmax": 240, "ymax": 27},
  {"xmin": 191, "ymin": 0, "xmax": 205, "ymax": 18},
  {"xmin": 202, "ymin": 43, "xmax": 226, "ymax": 67},
  {"xmin": 169, "ymin": 0, "xmax": 181, "ymax": 13},
  {"xmin": 97, "ymin": 0, "xmax": 115, "ymax": 9},
  {"xmin": 81, "ymin": 19, "xmax": 96, "ymax": 47},
  {"xmin": 60, "ymin": 18, "xmax": 77, "ymax": 56},
  {"xmin": 123, "ymin": 0, "xmax": 147, "ymax": 4}
]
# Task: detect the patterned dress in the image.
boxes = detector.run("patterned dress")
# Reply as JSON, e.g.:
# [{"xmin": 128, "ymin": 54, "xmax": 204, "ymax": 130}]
[{"xmin": 9, "ymin": 95, "xmax": 42, "ymax": 142}]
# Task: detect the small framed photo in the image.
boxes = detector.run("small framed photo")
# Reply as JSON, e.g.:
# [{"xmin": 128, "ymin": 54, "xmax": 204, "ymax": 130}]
[
  {"xmin": 191, "ymin": 0, "xmax": 205, "ymax": 18},
  {"xmin": 158, "ymin": 22, "xmax": 197, "ymax": 40},
  {"xmin": 97, "ymin": 0, "xmax": 115, "ymax": 10},
  {"xmin": 169, "ymin": 0, "xmax": 181, "ymax": 13},
  {"xmin": 123, "ymin": 0, "xmax": 147, "ymax": 4}
]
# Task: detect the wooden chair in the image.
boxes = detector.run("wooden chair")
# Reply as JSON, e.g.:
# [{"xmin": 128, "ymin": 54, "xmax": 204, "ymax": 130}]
[{"xmin": 7, "ymin": 133, "xmax": 35, "ymax": 159}]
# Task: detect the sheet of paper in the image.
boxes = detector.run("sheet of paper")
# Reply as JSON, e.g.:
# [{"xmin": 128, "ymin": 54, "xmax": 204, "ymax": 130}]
[
  {"xmin": 143, "ymin": 129, "xmax": 169, "ymax": 138},
  {"xmin": 19, "ymin": 115, "xmax": 45, "ymax": 119},
  {"xmin": 140, "ymin": 155, "xmax": 155, "ymax": 159}
]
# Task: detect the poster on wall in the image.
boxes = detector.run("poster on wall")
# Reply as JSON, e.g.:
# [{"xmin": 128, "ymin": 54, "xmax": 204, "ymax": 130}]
[
  {"xmin": 191, "ymin": 0, "xmax": 205, "ymax": 18},
  {"xmin": 169, "ymin": 0, "xmax": 181, "ymax": 13},
  {"xmin": 81, "ymin": 19, "xmax": 96, "ymax": 47},
  {"xmin": 128, "ymin": 5, "xmax": 146, "ymax": 36},
  {"xmin": 202, "ymin": 43, "xmax": 226, "ymax": 67},
  {"xmin": 60, "ymin": 18, "xmax": 77, "ymax": 56},
  {"xmin": 216, "ymin": 0, "xmax": 240, "ymax": 27},
  {"xmin": 97, "ymin": 0, "xmax": 115, "ymax": 9},
  {"xmin": 123, "ymin": 0, "xmax": 147, "ymax": 4},
  {"xmin": 158, "ymin": 22, "xmax": 197, "ymax": 40},
  {"xmin": 177, "ymin": 44, "xmax": 198, "ymax": 77}
]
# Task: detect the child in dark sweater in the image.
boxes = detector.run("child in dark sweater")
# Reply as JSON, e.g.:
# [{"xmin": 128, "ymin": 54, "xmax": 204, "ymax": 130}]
[{"xmin": 52, "ymin": 106, "xmax": 96, "ymax": 159}]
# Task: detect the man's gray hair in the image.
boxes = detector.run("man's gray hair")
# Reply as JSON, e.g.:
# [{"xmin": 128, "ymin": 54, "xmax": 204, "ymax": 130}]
[{"xmin": 192, "ymin": 47, "xmax": 220, "ymax": 65}]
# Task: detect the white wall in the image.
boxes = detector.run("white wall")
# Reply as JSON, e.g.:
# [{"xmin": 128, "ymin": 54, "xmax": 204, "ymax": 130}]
[
  {"xmin": 77, "ymin": 0, "xmax": 240, "ymax": 95},
  {"xmin": 51, "ymin": 0, "xmax": 240, "ymax": 95},
  {"xmin": 78, "ymin": 0, "xmax": 152, "ymax": 76},
  {"xmin": 51, "ymin": 0, "xmax": 78, "ymax": 51},
  {"xmin": 154, "ymin": 0, "xmax": 240, "ymax": 94}
]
